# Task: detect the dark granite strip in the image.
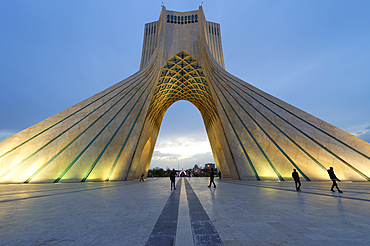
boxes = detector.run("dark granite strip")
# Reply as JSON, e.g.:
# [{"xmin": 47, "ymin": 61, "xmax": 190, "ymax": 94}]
[
  {"xmin": 184, "ymin": 178, "xmax": 224, "ymax": 246},
  {"xmin": 146, "ymin": 179, "xmax": 182, "ymax": 246}
]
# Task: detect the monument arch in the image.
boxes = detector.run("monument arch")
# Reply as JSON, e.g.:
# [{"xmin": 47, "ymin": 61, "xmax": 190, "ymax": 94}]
[{"xmin": 1, "ymin": 6, "xmax": 370, "ymax": 183}]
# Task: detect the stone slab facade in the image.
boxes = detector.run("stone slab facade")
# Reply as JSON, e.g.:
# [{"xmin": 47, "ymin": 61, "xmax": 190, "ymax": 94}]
[{"xmin": 1, "ymin": 7, "xmax": 370, "ymax": 183}]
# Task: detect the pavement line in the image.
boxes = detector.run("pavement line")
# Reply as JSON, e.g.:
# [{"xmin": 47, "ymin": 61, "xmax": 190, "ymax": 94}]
[
  {"xmin": 146, "ymin": 178, "xmax": 182, "ymax": 246},
  {"xmin": 176, "ymin": 178, "xmax": 194, "ymax": 246},
  {"xmin": 184, "ymin": 178, "xmax": 224, "ymax": 246}
]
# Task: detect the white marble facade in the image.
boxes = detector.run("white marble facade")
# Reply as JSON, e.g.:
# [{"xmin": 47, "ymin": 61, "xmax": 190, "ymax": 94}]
[{"xmin": 0, "ymin": 6, "xmax": 370, "ymax": 183}]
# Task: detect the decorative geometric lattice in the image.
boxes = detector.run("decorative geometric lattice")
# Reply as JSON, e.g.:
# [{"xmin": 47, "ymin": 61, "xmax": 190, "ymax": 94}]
[{"xmin": 148, "ymin": 51, "xmax": 217, "ymax": 129}]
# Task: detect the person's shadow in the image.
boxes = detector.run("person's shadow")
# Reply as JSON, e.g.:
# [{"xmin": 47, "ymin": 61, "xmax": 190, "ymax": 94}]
[{"xmin": 296, "ymin": 191, "xmax": 306, "ymax": 213}]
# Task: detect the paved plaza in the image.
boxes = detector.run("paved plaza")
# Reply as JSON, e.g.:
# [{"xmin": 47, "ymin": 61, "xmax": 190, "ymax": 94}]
[{"xmin": 1, "ymin": 177, "xmax": 370, "ymax": 245}]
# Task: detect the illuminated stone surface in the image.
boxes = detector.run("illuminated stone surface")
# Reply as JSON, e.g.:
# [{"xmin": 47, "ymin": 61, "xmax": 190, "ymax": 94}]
[
  {"xmin": 1, "ymin": 178, "xmax": 370, "ymax": 245},
  {"xmin": 1, "ymin": 6, "xmax": 370, "ymax": 183}
]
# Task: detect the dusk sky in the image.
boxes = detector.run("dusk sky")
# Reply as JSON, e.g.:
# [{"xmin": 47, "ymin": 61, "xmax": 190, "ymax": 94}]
[{"xmin": 1, "ymin": 1, "xmax": 369, "ymax": 170}]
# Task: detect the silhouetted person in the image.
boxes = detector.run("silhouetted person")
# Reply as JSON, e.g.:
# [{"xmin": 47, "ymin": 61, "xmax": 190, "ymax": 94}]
[
  {"xmin": 140, "ymin": 173, "xmax": 145, "ymax": 182},
  {"xmin": 219, "ymin": 171, "xmax": 222, "ymax": 179},
  {"xmin": 328, "ymin": 167, "xmax": 343, "ymax": 193},
  {"xmin": 170, "ymin": 169, "xmax": 176, "ymax": 190},
  {"xmin": 208, "ymin": 168, "xmax": 216, "ymax": 188},
  {"xmin": 292, "ymin": 169, "xmax": 301, "ymax": 191}
]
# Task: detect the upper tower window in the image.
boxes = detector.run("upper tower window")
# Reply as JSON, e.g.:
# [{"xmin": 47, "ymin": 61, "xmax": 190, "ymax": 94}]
[{"xmin": 166, "ymin": 13, "xmax": 197, "ymax": 25}]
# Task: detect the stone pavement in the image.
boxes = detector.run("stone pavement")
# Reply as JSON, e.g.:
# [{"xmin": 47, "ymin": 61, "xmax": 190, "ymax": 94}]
[{"xmin": 1, "ymin": 177, "xmax": 370, "ymax": 245}]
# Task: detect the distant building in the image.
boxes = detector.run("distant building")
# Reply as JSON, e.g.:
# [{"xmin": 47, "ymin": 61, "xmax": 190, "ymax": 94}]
[
  {"xmin": 193, "ymin": 164, "xmax": 200, "ymax": 173},
  {"xmin": 205, "ymin": 163, "xmax": 216, "ymax": 169}
]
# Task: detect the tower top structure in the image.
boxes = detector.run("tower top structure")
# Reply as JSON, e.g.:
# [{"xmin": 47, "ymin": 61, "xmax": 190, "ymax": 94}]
[{"xmin": 140, "ymin": 6, "xmax": 224, "ymax": 69}]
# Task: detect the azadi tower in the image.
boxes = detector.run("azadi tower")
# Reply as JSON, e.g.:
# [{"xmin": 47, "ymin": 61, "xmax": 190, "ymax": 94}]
[{"xmin": 1, "ymin": 7, "xmax": 370, "ymax": 183}]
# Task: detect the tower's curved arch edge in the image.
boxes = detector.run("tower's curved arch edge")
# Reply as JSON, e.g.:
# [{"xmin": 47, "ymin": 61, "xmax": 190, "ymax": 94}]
[{"xmin": 1, "ymin": 6, "xmax": 370, "ymax": 183}]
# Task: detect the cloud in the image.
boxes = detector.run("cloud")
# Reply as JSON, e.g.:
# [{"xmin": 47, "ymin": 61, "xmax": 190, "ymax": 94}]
[
  {"xmin": 154, "ymin": 137, "xmax": 212, "ymax": 159},
  {"xmin": 355, "ymin": 125, "xmax": 370, "ymax": 143},
  {"xmin": 150, "ymin": 136, "xmax": 214, "ymax": 169},
  {"xmin": 151, "ymin": 151, "xmax": 181, "ymax": 162},
  {"xmin": 0, "ymin": 130, "xmax": 16, "ymax": 142},
  {"xmin": 357, "ymin": 131, "xmax": 370, "ymax": 143},
  {"xmin": 152, "ymin": 151, "xmax": 180, "ymax": 158},
  {"xmin": 150, "ymin": 151, "xmax": 214, "ymax": 170}
]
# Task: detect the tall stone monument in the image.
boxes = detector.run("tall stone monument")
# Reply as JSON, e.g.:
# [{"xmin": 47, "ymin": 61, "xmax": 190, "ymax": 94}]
[{"xmin": 1, "ymin": 7, "xmax": 370, "ymax": 183}]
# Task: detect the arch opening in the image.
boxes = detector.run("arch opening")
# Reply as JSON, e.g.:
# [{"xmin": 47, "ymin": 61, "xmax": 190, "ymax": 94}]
[
  {"xmin": 141, "ymin": 51, "xmax": 235, "ymax": 179},
  {"xmin": 149, "ymin": 101, "xmax": 215, "ymax": 171}
]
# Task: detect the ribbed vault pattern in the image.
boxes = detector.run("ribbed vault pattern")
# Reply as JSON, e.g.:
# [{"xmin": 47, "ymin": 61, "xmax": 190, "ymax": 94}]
[{"xmin": 148, "ymin": 51, "xmax": 217, "ymax": 130}]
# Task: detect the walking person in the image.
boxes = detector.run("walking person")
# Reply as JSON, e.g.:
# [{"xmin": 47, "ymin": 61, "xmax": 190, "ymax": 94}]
[
  {"xmin": 170, "ymin": 169, "xmax": 176, "ymax": 190},
  {"xmin": 328, "ymin": 167, "xmax": 343, "ymax": 193},
  {"xmin": 219, "ymin": 171, "xmax": 222, "ymax": 179},
  {"xmin": 140, "ymin": 173, "xmax": 145, "ymax": 182},
  {"xmin": 292, "ymin": 169, "xmax": 301, "ymax": 191},
  {"xmin": 208, "ymin": 168, "xmax": 216, "ymax": 188}
]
